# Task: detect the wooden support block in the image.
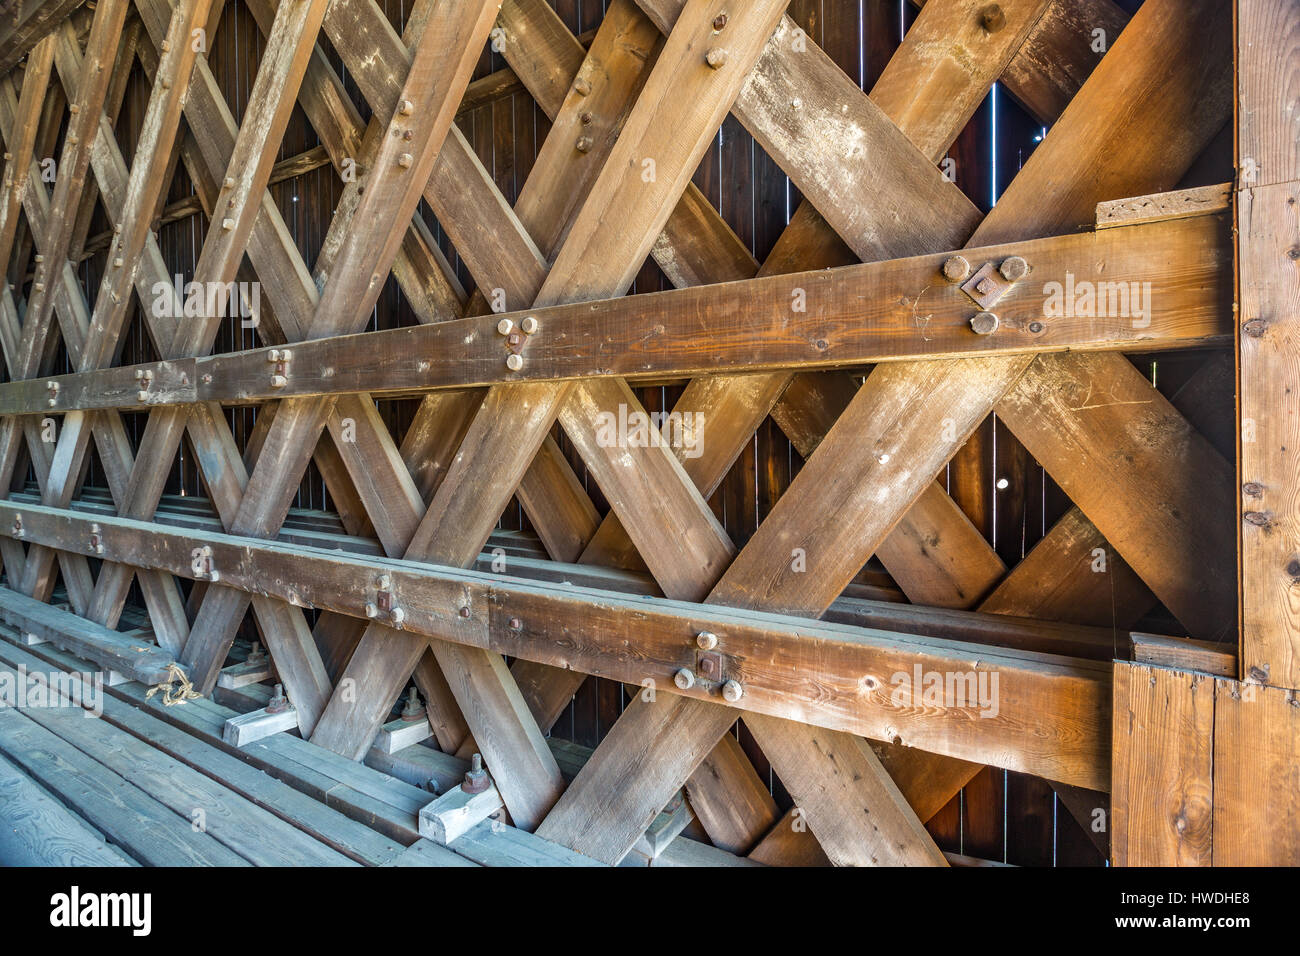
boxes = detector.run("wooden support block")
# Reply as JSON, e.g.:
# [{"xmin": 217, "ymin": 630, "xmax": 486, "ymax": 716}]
[
  {"xmin": 632, "ymin": 791, "xmax": 694, "ymax": 859},
  {"xmin": 217, "ymin": 656, "xmax": 273, "ymax": 689},
  {"xmin": 223, "ymin": 705, "xmax": 300, "ymax": 748},
  {"xmin": 418, "ymin": 782, "xmax": 505, "ymax": 845},
  {"xmin": 373, "ymin": 715, "xmax": 434, "ymax": 754}
]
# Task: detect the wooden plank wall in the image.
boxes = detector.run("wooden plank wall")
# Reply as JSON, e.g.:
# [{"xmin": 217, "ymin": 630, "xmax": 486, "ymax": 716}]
[{"xmin": 16, "ymin": 0, "xmax": 1235, "ymax": 866}]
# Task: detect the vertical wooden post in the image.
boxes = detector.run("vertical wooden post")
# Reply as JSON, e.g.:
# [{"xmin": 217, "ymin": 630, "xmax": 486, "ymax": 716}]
[{"xmin": 1237, "ymin": 0, "xmax": 1300, "ymax": 688}]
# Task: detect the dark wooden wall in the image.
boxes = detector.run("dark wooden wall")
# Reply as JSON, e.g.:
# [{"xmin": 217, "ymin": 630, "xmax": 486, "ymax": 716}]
[{"xmin": 36, "ymin": 0, "xmax": 1233, "ymax": 866}]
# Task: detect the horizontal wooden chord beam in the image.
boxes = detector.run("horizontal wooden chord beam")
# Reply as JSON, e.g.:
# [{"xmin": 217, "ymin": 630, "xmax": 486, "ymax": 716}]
[
  {"xmin": 0, "ymin": 498, "xmax": 1111, "ymax": 790},
  {"xmin": 0, "ymin": 206, "xmax": 1230, "ymax": 414}
]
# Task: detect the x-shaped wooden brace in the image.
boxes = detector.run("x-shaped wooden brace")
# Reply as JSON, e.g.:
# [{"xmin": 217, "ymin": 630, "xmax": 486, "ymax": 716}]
[{"xmin": 521, "ymin": 0, "xmax": 1233, "ymax": 864}]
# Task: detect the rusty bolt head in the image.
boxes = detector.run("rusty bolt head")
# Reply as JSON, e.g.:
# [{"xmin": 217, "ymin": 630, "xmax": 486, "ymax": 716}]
[
  {"xmin": 942, "ymin": 256, "xmax": 970, "ymax": 282},
  {"xmin": 980, "ymin": 4, "xmax": 1006, "ymax": 32},
  {"xmin": 458, "ymin": 605, "xmax": 471, "ymax": 618},
  {"xmin": 580, "ymin": 112, "xmax": 593, "ymax": 126},
  {"xmin": 573, "ymin": 77, "xmax": 591, "ymax": 96},
  {"xmin": 401, "ymin": 687, "xmax": 424, "ymax": 721},
  {"xmin": 575, "ymin": 135, "xmax": 593, "ymax": 153},
  {"xmin": 508, "ymin": 617, "xmax": 523, "ymax": 630},
  {"xmin": 969, "ymin": 311, "xmax": 1000, "ymax": 335},
  {"xmin": 999, "ymin": 255, "xmax": 1029, "ymax": 281},
  {"xmin": 674, "ymin": 668, "xmax": 695, "ymax": 690},
  {"xmin": 462, "ymin": 753, "xmax": 490, "ymax": 794},
  {"xmin": 976, "ymin": 276, "xmax": 996, "ymax": 296},
  {"xmin": 699, "ymin": 656, "xmax": 717, "ymax": 677},
  {"xmin": 267, "ymin": 684, "xmax": 289, "ymax": 713},
  {"xmin": 712, "ymin": 13, "xmax": 728, "ymax": 29},
  {"xmin": 705, "ymin": 47, "xmax": 729, "ymax": 69}
]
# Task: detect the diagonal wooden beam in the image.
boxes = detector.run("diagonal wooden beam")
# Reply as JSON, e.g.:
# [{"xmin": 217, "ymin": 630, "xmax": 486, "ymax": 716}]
[{"xmin": 171, "ymin": 0, "xmax": 499, "ymax": 742}]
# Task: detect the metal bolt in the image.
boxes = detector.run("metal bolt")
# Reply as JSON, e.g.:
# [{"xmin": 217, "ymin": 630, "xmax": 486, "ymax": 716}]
[
  {"xmin": 705, "ymin": 47, "xmax": 728, "ymax": 68},
  {"xmin": 520, "ymin": 316, "xmax": 539, "ymax": 334},
  {"xmin": 33, "ymin": 282, "xmax": 44, "ymax": 293},
  {"xmin": 365, "ymin": 602, "xmax": 379, "ymax": 618},
  {"xmin": 999, "ymin": 255, "xmax": 1029, "ymax": 281},
  {"xmin": 137, "ymin": 390, "xmax": 149, "ymax": 402},
  {"xmin": 575, "ymin": 135, "xmax": 593, "ymax": 153},
  {"xmin": 390, "ymin": 606, "xmax": 406, "ymax": 627},
  {"xmin": 221, "ymin": 218, "xmax": 235, "ymax": 230},
  {"xmin": 506, "ymin": 353, "xmax": 524, "ymax": 371},
  {"xmin": 580, "ymin": 112, "xmax": 593, "ymax": 126},
  {"xmin": 970, "ymin": 311, "xmax": 1000, "ymax": 335},
  {"xmin": 401, "ymin": 687, "xmax": 423, "ymax": 721},
  {"xmin": 161, "ymin": 39, "xmax": 171, "ymax": 52},
  {"xmin": 496, "ymin": 318, "xmax": 514, "ymax": 335},
  {"xmin": 1028, "ymin": 321, "xmax": 1044, "ymax": 334},
  {"xmin": 712, "ymin": 13, "xmax": 728, "ymax": 29},
  {"xmin": 113, "ymin": 257, "xmax": 123, "ymax": 267},
  {"xmin": 397, "ymin": 99, "xmax": 414, "ymax": 115},
  {"xmin": 462, "ymin": 753, "xmax": 490, "ymax": 794},
  {"xmin": 248, "ymin": 640, "xmax": 265, "ymax": 662},
  {"xmin": 878, "ymin": 452, "xmax": 891, "ymax": 464},
  {"xmin": 696, "ymin": 631, "xmax": 718, "ymax": 650},
  {"xmin": 980, "ymin": 4, "xmax": 1005, "ymax": 32},
  {"xmin": 397, "ymin": 153, "xmax": 413, "ymax": 168},
  {"xmin": 721, "ymin": 679, "xmax": 743, "ymax": 703},
  {"xmin": 69, "ymin": 104, "xmax": 80, "ymax": 114},
  {"xmin": 34, "ymin": 254, "xmax": 43, "ymax": 263},
  {"xmin": 458, "ymin": 605, "xmax": 471, "ymax": 618},
  {"xmin": 976, "ymin": 276, "xmax": 996, "ymax": 296},
  {"xmin": 266, "ymin": 684, "xmax": 289, "ymax": 713},
  {"xmin": 508, "ymin": 617, "xmax": 522, "ymax": 630},
  {"xmin": 942, "ymin": 256, "xmax": 971, "ymax": 282},
  {"xmin": 674, "ymin": 668, "xmax": 695, "ymax": 690},
  {"xmin": 573, "ymin": 77, "xmax": 591, "ymax": 96},
  {"xmin": 270, "ymin": 375, "xmax": 288, "ymax": 388}
]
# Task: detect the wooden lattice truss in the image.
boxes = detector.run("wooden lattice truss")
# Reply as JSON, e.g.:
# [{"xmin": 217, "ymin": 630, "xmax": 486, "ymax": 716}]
[{"xmin": 0, "ymin": 0, "xmax": 1238, "ymax": 865}]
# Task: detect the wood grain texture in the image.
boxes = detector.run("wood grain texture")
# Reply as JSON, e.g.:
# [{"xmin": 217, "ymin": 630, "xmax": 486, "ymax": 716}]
[
  {"xmin": 1238, "ymin": 181, "xmax": 1300, "ymax": 687},
  {"xmin": 1212, "ymin": 677, "xmax": 1300, "ymax": 864},
  {"xmin": 1111, "ymin": 662, "xmax": 1213, "ymax": 866}
]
